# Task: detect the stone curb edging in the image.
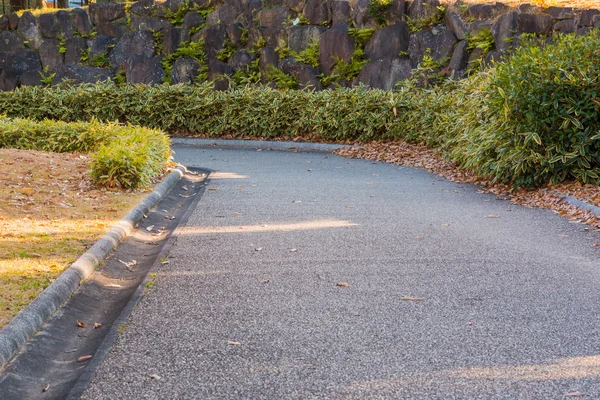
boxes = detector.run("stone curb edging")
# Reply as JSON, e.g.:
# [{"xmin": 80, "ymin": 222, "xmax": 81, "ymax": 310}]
[
  {"xmin": 171, "ymin": 138, "xmax": 359, "ymax": 152},
  {"xmin": 0, "ymin": 165, "xmax": 187, "ymax": 370},
  {"xmin": 545, "ymin": 190, "xmax": 600, "ymax": 218}
]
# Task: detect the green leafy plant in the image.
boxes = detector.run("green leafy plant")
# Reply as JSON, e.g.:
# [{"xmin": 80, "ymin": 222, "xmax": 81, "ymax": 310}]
[
  {"xmin": 217, "ymin": 38, "xmax": 236, "ymax": 61},
  {"xmin": 467, "ymin": 27, "xmax": 495, "ymax": 55},
  {"xmin": 266, "ymin": 66, "xmax": 298, "ymax": 90},
  {"xmin": 275, "ymin": 39, "xmax": 290, "ymax": 59},
  {"xmin": 331, "ymin": 46, "xmax": 368, "ymax": 82},
  {"xmin": 80, "ymin": 48, "xmax": 90, "ymax": 63},
  {"xmin": 290, "ymin": 39, "xmax": 319, "ymax": 68},
  {"xmin": 232, "ymin": 58, "xmax": 261, "ymax": 85},
  {"xmin": 252, "ymin": 37, "xmax": 267, "ymax": 53},
  {"xmin": 348, "ymin": 27, "xmax": 375, "ymax": 47},
  {"xmin": 407, "ymin": 6, "xmax": 446, "ymax": 32},
  {"xmin": 367, "ymin": 0, "xmax": 392, "ymax": 27},
  {"xmin": 162, "ymin": 40, "xmax": 208, "ymax": 84},
  {"xmin": 38, "ymin": 66, "xmax": 56, "ymax": 86},
  {"xmin": 91, "ymin": 52, "xmax": 110, "ymax": 68},
  {"xmin": 114, "ymin": 69, "xmax": 127, "ymax": 86},
  {"xmin": 153, "ymin": 31, "xmax": 164, "ymax": 55}
]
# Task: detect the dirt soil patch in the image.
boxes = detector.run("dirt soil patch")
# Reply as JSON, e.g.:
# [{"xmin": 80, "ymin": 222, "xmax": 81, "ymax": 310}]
[{"xmin": 0, "ymin": 149, "xmax": 151, "ymax": 328}]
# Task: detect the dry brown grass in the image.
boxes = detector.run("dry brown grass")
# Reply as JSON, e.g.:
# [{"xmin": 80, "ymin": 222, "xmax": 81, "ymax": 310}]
[
  {"xmin": 444, "ymin": 0, "xmax": 599, "ymax": 9},
  {"xmin": 0, "ymin": 149, "xmax": 151, "ymax": 328}
]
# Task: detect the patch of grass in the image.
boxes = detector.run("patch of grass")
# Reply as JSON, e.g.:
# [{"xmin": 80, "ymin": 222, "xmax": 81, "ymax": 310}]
[{"xmin": 0, "ymin": 149, "xmax": 150, "ymax": 328}]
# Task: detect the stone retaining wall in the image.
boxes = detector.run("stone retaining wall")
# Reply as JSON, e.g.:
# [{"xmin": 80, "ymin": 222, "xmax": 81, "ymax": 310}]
[{"xmin": 0, "ymin": 0, "xmax": 599, "ymax": 91}]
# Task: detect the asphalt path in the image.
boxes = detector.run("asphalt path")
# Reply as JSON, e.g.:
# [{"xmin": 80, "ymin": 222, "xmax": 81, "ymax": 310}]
[{"xmin": 82, "ymin": 144, "xmax": 600, "ymax": 399}]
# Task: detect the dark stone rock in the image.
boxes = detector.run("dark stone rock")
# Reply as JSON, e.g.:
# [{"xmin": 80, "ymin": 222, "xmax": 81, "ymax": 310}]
[
  {"xmin": 53, "ymin": 64, "xmax": 114, "ymax": 84},
  {"xmin": 546, "ymin": 6, "xmax": 574, "ymax": 20},
  {"xmin": 261, "ymin": 27, "xmax": 287, "ymax": 47},
  {"xmin": 303, "ymin": 0, "xmax": 330, "ymax": 25},
  {"xmin": 353, "ymin": 0, "xmax": 378, "ymax": 29},
  {"xmin": 576, "ymin": 27, "xmax": 592, "ymax": 36},
  {"xmin": 483, "ymin": 50, "xmax": 502, "ymax": 67},
  {"xmin": 246, "ymin": 0, "xmax": 263, "ymax": 17},
  {"xmin": 171, "ymin": 57, "xmax": 200, "ymax": 84},
  {"xmin": 125, "ymin": 54, "xmax": 165, "ymax": 84},
  {"xmin": 208, "ymin": 58, "xmax": 233, "ymax": 80},
  {"xmin": 0, "ymin": 16, "xmax": 8, "ymax": 32},
  {"xmin": 228, "ymin": 49, "xmax": 255, "ymax": 69},
  {"xmin": 38, "ymin": 13, "xmax": 60, "ymax": 39},
  {"xmin": 595, "ymin": 15, "xmax": 600, "ymax": 29},
  {"xmin": 17, "ymin": 12, "xmax": 42, "ymax": 50},
  {"xmin": 0, "ymin": 31, "xmax": 24, "ymax": 52},
  {"xmin": 553, "ymin": 18, "xmax": 577, "ymax": 34},
  {"xmin": 227, "ymin": 23, "xmax": 245, "ymax": 46},
  {"xmin": 158, "ymin": 0, "xmax": 184, "ymax": 13},
  {"xmin": 468, "ymin": 4, "xmax": 493, "ymax": 20},
  {"xmin": 19, "ymin": 69, "xmax": 43, "ymax": 87},
  {"xmin": 202, "ymin": 23, "xmax": 227, "ymax": 59},
  {"xmin": 72, "ymin": 8, "xmax": 93, "ymax": 37},
  {"xmin": 408, "ymin": 26, "xmax": 457, "ymax": 68},
  {"xmin": 89, "ymin": 35, "xmax": 115, "ymax": 59},
  {"xmin": 56, "ymin": 11, "xmax": 75, "ymax": 39},
  {"xmin": 206, "ymin": 4, "xmax": 237, "ymax": 26},
  {"xmin": 8, "ymin": 13, "xmax": 19, "ymax": 31},
  {"xmin": 470, "ymin": 20, "xmax": 492, "ymax": 31},
  {"xmin": 131, "ymin": 17, "xmax": 172, "ymax": 32},
  {"xmin": 0, "ymin": 70, "xmax": 18, "ymax": 91},
  {"xmin": 357, "ymin": 58, "xmax": 411, "ymax": 90},
  {"xmin": 183, "ymin": 11, "xmax": 205, "ymax": 32},
  {"xmin": 288, "ymin": 25, "xmax": 325, "ymax": 53},
  {"xmin": 279, "ymin": 57, "xmax": 304, "ymax": 74},
  {"xmin": 0, "ymin": 48, "xmax": 41, "ymax": 75},
  {"xmin": 161, "ymin": 27, "xmax": 181, "ymax": 55},
  {"xmin": 448, "ymin": 39, "xmax": 467, "ymax": 71},
  {"xmin": 387, "ymin": 0, "xmax": 407, "ymax": 24},
  {"xmin": 297, "ymin": 64, "xmax": 321, "ymax": 90},
  {"xmin": 89, "ymin": 2, "xmax": 126, "ymax": 25},
  {"xmin": 517, "ymin": 13, "xmax": 553, "ymax": 34},
  {"xmin": 579, "ymin": 9, "xmax": 600, "ymax": 27},
  {"xmin": 330, "ymin": 0, "xmax": 351, "ymax": 26},
  {"xmin": 263, "ymin": 0, "xmax": 284, "ymax": 7},
  {"xmin": 259, "ymin": 46, "xmax": 278, "ymax": 82},
  {"xmin": 109, "ymin": 30, "xmax": 155, "ymax": 69},
  {"xmin": 319, "ymin": 22, "xmax": 354, "ymax": 75},
  {"xmin": 131, "ymin": 0, "xmax": 156, "ymax": 16},
  {"xmin": 467, "ymin": 47, "xmax": 484, "ymax": 70},
  {"xmin": 95, "ymin": 21, "xmax": 130, "ymax": 39},
  {"xmin": 365, "ymin": 22, "xmax": 409, "ymax": 60},
  {"xmin": 39, "ymin": 38, "xmax": 63, "ymax": 71},
  {"xmin": 408, "ymin": 0, "xmax": 440, "ymax": 21},
  {"xmin": 258, "ymin": 6, "xmax": 290, "ymax": 28},
  {"xmin": 285, "ymin": 0, "xmax": 306, "ymax": 13},
  {"xmin": 65, "ymin": 37, "xmax": 87, "ymax": 65},
  {"xmin": 445, "ymin": 10, "xmax": 468, "ymax": 40},
  {"xmin": 491, "ymin": 11, "xmax": 517, "ymax": 53},
  {"xmin": 517, "ymin": 4, "xmax": 535, "ymax": 13}
]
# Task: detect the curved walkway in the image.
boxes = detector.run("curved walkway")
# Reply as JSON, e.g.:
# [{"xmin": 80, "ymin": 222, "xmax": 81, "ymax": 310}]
[{"xmin": 82, "ymin": 144, "xmax": 600, "ymax": 399}]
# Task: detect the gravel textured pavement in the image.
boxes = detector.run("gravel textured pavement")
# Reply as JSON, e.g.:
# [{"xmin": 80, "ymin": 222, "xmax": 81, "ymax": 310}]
[{"xmin": 81, "ymin": 145, "xmax": 600, "ymax": 399}]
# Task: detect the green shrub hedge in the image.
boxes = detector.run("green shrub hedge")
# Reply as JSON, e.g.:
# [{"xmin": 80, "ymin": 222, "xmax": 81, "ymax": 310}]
[
  {"xmin": 0, "ymin": 117, "xmax": 171, "ymax": 189},
  {"xmin": 0, "ymin": 30, "xmax": 599, "ymax": 188}
]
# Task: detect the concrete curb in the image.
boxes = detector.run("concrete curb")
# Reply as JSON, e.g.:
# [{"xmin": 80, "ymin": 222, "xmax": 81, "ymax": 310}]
[
  {"xmin": 0, "ymin": 166, "xmax": 187, "ymax": 370},
  {"xmin": 546, "ymin": 190, "xmax": 600, "ymax": 218},
  {"xmin": 171, "ymin": 138, "xmax": 359, "ymax": 152}
]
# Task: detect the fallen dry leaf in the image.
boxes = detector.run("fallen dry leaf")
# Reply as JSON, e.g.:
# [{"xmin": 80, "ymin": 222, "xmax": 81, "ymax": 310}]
[
  {"xmin": 227, "ymin": 340, "xmax": 241, "ymax": 346},
  {"xmin": 150, "ymin": 374, "xmax": 161, "ymax": 380},
  {"xmin": 93, "ymin": 323, "xmax": 101, "ymax": 329},
  {"xmin": 468, "ymin": 322, "xmax": 474, "ymax": 326},
  {"xmin": 565, "ymin": 392, "xmax": 585, "ymax": 397},
  {"xmin": 255, "ymin": 247, "xmax": 263, "ymax": 252},
  {"xmin": 262, "ymin": 279, "xmax": 270, "ymax": 284},
  {"xmin": 289, "ymin": 248, "xmax": 298, "ymax": 252},
  {"xmin": 76, "ymin": 320, "xmax": 86, "ymax": 328},
  {"xmin": 336, "ymin": 282, "xmax": 350, "ymax": 287},
  {"xmin": 441, "ymin": 224, "xmax": 451, "ymax": 227},
  {"xmin": 207, "ymin": 188, "xmax": 220, "ymax": 191},
  {"xmin": 593, "ymin": 243, "xmax": 600, "ymax": 247},
  {"xmin": 77, "ymin": 355, "xmax": 92, "ymax": 362},
  {"xmin": 31, "ymin": 252, "xmax": 41, "ymax": 258},
  {"xmin": 42, "ymin": 384, "xmax": 50, "ymax": 393},
  {"xmin": 485, "ymin": 215, "xmax": 500, "ymax": 218},
  {"xmin": 145, "ymin": 225, "xmax": 154, "ymax": 231},
  {"xmin": 401, "ymin": 296, "xmax": 423, "ymax": 301}
]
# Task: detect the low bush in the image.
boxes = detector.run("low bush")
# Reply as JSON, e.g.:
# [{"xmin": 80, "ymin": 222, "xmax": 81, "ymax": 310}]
[
  {"xmin": 0, "ymin": 30, "xmax": 599, "ymax": 188},
  {"xmin": 0, "ymin": 117, "xmax": 171, "ymax": 189}
]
